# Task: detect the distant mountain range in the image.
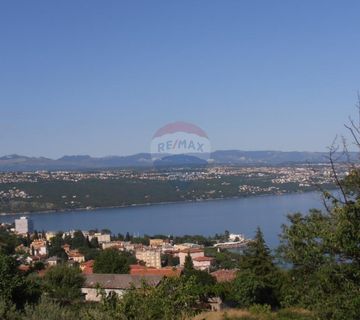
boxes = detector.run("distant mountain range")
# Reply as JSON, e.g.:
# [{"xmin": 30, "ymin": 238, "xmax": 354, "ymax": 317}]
[{"xmin": 0, "ymin": 150, "xmax": 354, "ymax": 171}]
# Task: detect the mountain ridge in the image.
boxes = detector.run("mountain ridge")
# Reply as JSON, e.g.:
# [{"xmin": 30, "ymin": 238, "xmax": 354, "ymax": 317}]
[{"xmin": 0, "ymin": 150, "xmax": 352, "ymax": 171}]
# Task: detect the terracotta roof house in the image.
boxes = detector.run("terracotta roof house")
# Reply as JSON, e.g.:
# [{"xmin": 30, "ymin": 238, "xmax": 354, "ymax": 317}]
[
  {"xmin": 46, "ymin": 256, "xmax": 60, "ymax": 266},
  {"xmin": 210, "ymin": 269, "xmax": 238, "ymax": 283},
  {"xmin": 192, "ymin": 256, "xmax": 215, "ymax": 271},
  {"xmin": 67, "ymin": 250, "xmax": 85, "ymax": 263},
  {"xmin": 81, "ymin": 274, "xmax": 163, "ymax": 301},
  {"xmin": 178, "ymin": 248, "xmax": 205, "ymax": 267},
  {"xmin": 30, "ymin": 239, "xmax": 48, "ymax": 256},
  {"xmin": 130, "ymin": 265, "xmax": 182, "ymax": 277},
  {"xmin": 80, "ymin": 260, "xmax": 94, "ymax": 274}
]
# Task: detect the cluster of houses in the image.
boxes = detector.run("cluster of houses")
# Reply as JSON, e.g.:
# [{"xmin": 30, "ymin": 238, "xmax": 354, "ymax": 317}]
[{"xmin": 12, "ymin": 217, "xmax": 239, "ymax": 308}]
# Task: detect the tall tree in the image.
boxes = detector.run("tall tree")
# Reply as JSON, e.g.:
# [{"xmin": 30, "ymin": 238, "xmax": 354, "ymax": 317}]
[
  {"xmin": 183, "ymin": 253, "xmax": 194, "ymax": 273},
  {"xmin": 93, "ymin": 249, "xmax": 135, "ymax": 274},
  {"xmin": 232, "ymin": 227, "xmax": 280, "ymax": 308}
]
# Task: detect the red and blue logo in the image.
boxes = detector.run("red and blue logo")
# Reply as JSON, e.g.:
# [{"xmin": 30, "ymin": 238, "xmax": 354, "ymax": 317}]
[{"xmin": 150, "ymin": 121, "xmax": 211, "ymax": 162}]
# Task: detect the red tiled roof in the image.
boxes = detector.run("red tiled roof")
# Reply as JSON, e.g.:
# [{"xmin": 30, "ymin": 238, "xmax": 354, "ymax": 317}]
[
  {"xmin": 81, "ymin": 260, "xmax": 95, "ymax": 267},
  {"xmin": 192, "ymin": 256, "xmax": 215, "ymax": 262},
  {"xmin": 130, "ymin": 264, "xmax": 146, "ymax": 269},
  {"xmin": 18, "ymin": 264, "xmax": 30, "ymax": 272},
  {"xmin": 210, "ymin": 269, "xmax": 238, "ymax": 283},
  {"xmin": 130, "ymin": 265, "xmax": 182, "ymax": 277},
  {"xmin": 68, "ymin": 250, "xmax": 85, "ymax": 258},
  {"xmin": 80, "ymin": 260, "xmax": 94, "ymax": 274}
]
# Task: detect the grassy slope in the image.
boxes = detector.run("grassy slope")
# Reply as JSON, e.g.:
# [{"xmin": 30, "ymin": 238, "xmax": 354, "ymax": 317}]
[{"xmin": 192, "ymin": 308, "xmax": 315, "ymax": 320}]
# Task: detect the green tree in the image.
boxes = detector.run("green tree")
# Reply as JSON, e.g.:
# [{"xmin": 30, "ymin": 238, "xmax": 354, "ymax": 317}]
[
  {"xmin": 71, "ymin": 231, "xmax": 88, "ymax": 249},
  {"xmin": 0, "ymin": 228, "xmax": 19, "ymax": 254},
  {"xmin": 93, "ymin": 249, "xmax": 134, "ymax": 274},
  {"xmin": 125, "ymin": 232, "xmax": 131, "ymax": 242},
  {"xmin": 23, "ymin": 297, "xmax": 74, "ymax": 320},
  {"xmin": 0, "ymin": 252, "xmax": 40, "ymax": 310},
  {"xmin": 117, "ymin": 276, "xmax": 200, "ymax": 320},
  {"xmin": 89, "ymin": 237, "xmax": 99, "ymax": 249},
  {"xmin": 43, "ymin": 265, "xmax": 84, "ymax": 304},
  {"xmin": 232, "ymin": 227, "xmax": 280, "ymax": 308},
  {"xmin": 278, "ymin": 206, "xmax": 360, "ymax": 319},
  {"xmin": 183, "ymin": 253, "xmax": 194, "ymax": 273},
  {"xmin": 48, "ymin": 233, "xmax": 68, "ymax": 261}
]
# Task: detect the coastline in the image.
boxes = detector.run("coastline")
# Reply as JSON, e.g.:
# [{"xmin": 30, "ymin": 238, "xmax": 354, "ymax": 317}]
[{"xmin": 0, "ymin": 189, "xmax": 326, "ymax": 217}]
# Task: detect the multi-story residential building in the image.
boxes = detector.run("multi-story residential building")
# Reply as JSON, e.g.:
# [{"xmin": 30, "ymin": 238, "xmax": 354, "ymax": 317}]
[
  {"xmin": 15, "ymin": 216, "xmax": 33, "ymax": 235},
  {"xmin": 94, "ymin": 233, "xmax": 111, "ymax": 244},
  {"xmin": 149, "ymin": 239, "xmax": 165, "ymax": 247},
  {"xmin": 135, "ymin": 248, "xmax": 161, "ymax": 269}
]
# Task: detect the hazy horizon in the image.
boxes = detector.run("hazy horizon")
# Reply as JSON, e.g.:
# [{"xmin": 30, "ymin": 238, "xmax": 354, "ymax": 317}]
[{"xmin": 0, "ymin": 148, "xmax": 349, "ymax": 160}]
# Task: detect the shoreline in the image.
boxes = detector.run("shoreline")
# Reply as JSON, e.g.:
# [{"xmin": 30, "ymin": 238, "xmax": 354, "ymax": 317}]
[{"xmin": 0, "ymin": 189, "xmax": 326, "ymax": 217}]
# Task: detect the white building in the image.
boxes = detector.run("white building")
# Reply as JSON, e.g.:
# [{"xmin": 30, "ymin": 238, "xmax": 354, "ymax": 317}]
[
  {"xmin": 102, "ymin": 241, "xmax": 125, "ymax": 250},
  {"xmin": 135, "ymin": 248, "xmax": 162, "ymax": 269},
  {"xmin": 229, "ymin": 233, "xmax": 245, "ymax": 242},
  {"xmin": 30, "ymin": 239, "xmax": 48, "ymax": 256},
  {"xmin": 82, "ymin": 274, "xmax": 162, "ymax": 302},
  {"xmin": 95, "ymin": 233, "xmax": 111, "ymax": 244},
  {"xmin": 15, "ymin": 217, "xmax": 33, "ymax": 235}
]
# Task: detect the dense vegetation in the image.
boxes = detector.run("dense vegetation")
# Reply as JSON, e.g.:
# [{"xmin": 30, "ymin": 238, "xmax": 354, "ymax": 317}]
[
  {"xmin": 0, "ymin": 173, "xmax": 332, "ymax": 214},
  {"xmin": 2, "ymin": 175, "xmax": 360, "ymax": 320},
  {"xmin": 0, "ymin": 139, "xmax": 360, "ymax": 318}
]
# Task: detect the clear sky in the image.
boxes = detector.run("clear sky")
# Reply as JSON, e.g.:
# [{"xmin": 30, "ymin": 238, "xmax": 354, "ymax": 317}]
[{"xmin": 1, "ymin": 1, "xmax": 360, "ymax": 158}]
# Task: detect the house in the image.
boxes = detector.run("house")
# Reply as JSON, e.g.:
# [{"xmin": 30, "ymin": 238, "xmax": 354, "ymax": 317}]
[
  {"xmin": 130, "ymin": 264, "xmax": 182, "ymax": 277},
  {"xmin": 229, "ymin": 233, "xmax": 245, "ymax": 242},
  {"xmin": 80, "ymin": 260, "xmax": 94, "ymax": 274},
  {"xmin": 208, "ymin": 297, "xmax": 225, "ymax": 311},
  {"xmin": 102, "ymin": 241, "xmax": 124, "ymax": 250},
  {"xmin": 30, "ymin": 239, "xmax": 48, "ymax": 256},
  {"xmin": 178, "ymin": 248, "xmax": 204, "ymax": 266},
  {"xmin": 192, "ymin": 256, "xmax": 215, "ymax": 271},
  {"xmin": 211, "ymin": 269, "xmax": 238, "ymax": 283},
  {"xmin": 81, "ymin": 274, "xmax": 163, "ymax": 301},
  {"xmin": 95, "ymin": 233, "xmax": 111, "ymax": 244},
  {"xmin": 67, "ymin": 250, "xmax": 85, "ymax": 263},
  {"xmin": 46, "ymin": 256, "xmax": 60, "ymax": 266},
  {"xmin": 135, "ymin": 248, "xmax": 161, "ymax": 268}
]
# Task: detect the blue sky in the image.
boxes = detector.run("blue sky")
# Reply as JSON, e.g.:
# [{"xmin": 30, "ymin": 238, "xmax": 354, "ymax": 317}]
[{"xmin": 1, "ymin": 1, "xmax": 360, "ymax": 158}]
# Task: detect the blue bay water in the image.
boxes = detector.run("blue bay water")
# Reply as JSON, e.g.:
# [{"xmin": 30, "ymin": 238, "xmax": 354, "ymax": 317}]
[{"xmin": 0, "ymin": 192, "xmax": 324, "ymax": 247}]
